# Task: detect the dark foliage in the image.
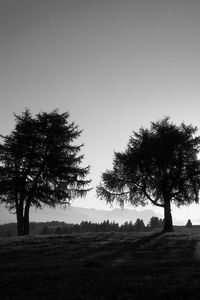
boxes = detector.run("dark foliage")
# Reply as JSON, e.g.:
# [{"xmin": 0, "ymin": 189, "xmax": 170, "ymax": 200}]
[
  {"xmin": 132, "ymin": 218, "xmax": 146, "ymax": 231},
  {"xmin": 148, "ymin": 216, "xmax": 164, "ymax": 228},
  {"xmin": 41, "ymin": 219, "xmax": 149, "ymax": 234},
  {"xmin": 0, "ymin": 109, "xmax": 91, "ymax": 235},
  {"xmin": 0, "ymin": 218, "xmax": 151, "ymax": 237},
  {"xmin": 97, "ymin": 117, "xmax": 200, "ymax": 232},
  {"xmin": 186, "ymin": 219, "xmax": 193, "ymax": 228}
]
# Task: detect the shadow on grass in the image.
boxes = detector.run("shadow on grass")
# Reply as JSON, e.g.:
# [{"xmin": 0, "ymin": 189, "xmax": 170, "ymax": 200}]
[
  {"xmin": 131, "ymin": 231, "xmax": 164, "ymax": 247},
  {"xmin": 0, "ymin": 230, "xmax": 199, "ymax": 300}
]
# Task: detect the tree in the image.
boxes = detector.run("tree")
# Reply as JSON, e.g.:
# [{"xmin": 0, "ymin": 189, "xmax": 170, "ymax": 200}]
[
  {"xmin": 121, "ymin": 221, "xmax": 134, "ymax": 232},
  {"xmin": 186, "ymin": 219, "xmax": 192, "ymax": 228},
  {"xmin": 0, "ymin": 109, "xmax": 91, "ymax": 236},
  {"xmin": 97, "ymin": 117, "xmax": 200, "ymax": 232},
  {"xmin": 133, "ymin": 218, "xmax": 145, "ymax": 231},
  {"xmin": 148, "ymin": 216, "xmax": 163, "ymax": 229}
]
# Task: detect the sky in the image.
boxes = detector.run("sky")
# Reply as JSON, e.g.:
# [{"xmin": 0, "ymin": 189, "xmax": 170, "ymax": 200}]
[{"xmin": 1, "ymin": 0, "xmax": 200, "ymax": 222}]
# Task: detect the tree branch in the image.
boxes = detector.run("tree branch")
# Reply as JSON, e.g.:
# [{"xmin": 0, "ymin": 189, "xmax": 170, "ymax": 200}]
[{"xmin": 142, "ymin": 187, "xmax": 164, "ymax": 207}]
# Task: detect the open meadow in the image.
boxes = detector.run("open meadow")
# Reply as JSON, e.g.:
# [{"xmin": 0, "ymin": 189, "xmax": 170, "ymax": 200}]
[{"xmin": 1, "ymin": 228, "xmax": 200, "ymax": 300}]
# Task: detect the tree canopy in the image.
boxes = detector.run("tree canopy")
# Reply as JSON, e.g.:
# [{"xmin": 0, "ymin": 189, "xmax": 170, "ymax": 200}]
[
  {"xmin": 97, "ymin": 117, "xmax": 200, "ymax": 232},
  {"xmin": 0, "ymin": 109, "xmax": 91, "ymax": 235}
]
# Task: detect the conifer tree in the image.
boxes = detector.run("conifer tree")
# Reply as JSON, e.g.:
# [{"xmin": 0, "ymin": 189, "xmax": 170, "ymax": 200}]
[
  {"xmin": 186, "ymin": 219, "xmax": 192, "ymax": 228},
  {"xmin": 97, "ymin": 117, "xmax": 200, "ymax": 232},
  {"xmin": 0, "ymin": 109, "xmax": 90, "ymax": 235}
]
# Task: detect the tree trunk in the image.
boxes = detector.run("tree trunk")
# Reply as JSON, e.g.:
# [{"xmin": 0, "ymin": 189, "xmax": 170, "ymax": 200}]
[
  {"xmin": 163, "ymin": 199, "xmax": 173, "ymax": 232},
  {"xmin": 23, "ymin": 202, "xmax": 30, "ymax": 235},
  {"xmin": 16, "ymin": 202, "xmax": 24, "ymax": 236}
]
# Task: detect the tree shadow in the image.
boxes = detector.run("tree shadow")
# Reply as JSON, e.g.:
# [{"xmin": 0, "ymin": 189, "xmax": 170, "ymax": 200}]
[{"xmin": 132, "ymin": 231, "xmax": 165, "ymax": 248}]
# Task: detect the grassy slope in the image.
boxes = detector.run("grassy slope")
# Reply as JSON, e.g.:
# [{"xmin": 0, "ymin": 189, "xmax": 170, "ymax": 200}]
[{"xmin": 0, "ymin": 228, "xmax": 200, "ymax": 300}]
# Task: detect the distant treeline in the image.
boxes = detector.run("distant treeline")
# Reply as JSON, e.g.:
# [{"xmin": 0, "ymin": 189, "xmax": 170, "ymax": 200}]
[{"xmin": 0, "ymin": 217, "xmax": 165, "ymax": 237}]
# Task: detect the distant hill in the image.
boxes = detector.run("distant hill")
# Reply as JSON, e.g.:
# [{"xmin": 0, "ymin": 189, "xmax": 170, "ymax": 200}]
[
  {"xmin": 40, "ymin": 206, "xmax": 164, "ymax": 225},
  {"xmin": 0, "ymin": 204, "xmax": 165, "ymax": 225},
  {"xmin": 61, "ymin": 206, "xmax": 164, "ymax": 225}
]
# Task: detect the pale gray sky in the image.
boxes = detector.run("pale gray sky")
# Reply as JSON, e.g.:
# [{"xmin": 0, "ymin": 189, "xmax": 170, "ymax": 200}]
[{"xmin": 1, "ymin": 0, "xmax": 200, "ymax": 222}]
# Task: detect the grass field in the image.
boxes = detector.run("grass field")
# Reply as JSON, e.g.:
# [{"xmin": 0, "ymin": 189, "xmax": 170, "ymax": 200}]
[{"xmin": 1, "ymin": 228, "xmax": 200, "ymax": 299}]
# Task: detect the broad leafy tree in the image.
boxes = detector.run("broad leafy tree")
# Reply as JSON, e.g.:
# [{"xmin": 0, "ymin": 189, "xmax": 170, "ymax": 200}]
[
  {"xmin": 0, "ymin": 109, "xmax": 91, "ymax": 235},
  {"xmin": 97, "ymin": 117, "xmax": 200, "ymax": 232}
]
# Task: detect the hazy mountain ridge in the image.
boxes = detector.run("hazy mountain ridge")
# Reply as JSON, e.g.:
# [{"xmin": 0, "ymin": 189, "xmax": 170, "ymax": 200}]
[
  {"xmin": 0, "ymin": 204, "xmax": 185, "ymax": 225},
  {"xmin": 31, "ymin": 206, "xmax": 165, "ymax": 225}
]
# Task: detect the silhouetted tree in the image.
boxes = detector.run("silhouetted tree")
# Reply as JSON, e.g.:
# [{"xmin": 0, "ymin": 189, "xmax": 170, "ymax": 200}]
[
  {"xmin": 0, "ymin": 109, "xmax": 90, "ymax": 236},
  {"xmin": 186, "ymin": 219, "xmax": 193, "ymax": 228},
  {"xmin": 133, "ymin": 219, "xmax": 145, "ymax": 231},
  {"xmin": 120, "ymin": 221, "xmax": 132, "ymax": 232},
  {"xmin": 97, "ymin": 117, "xmax": 200, "ymax": 232},
  {"xmin": 148, "ymin": 216, "xmax": 163, "ymax": 228}
]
